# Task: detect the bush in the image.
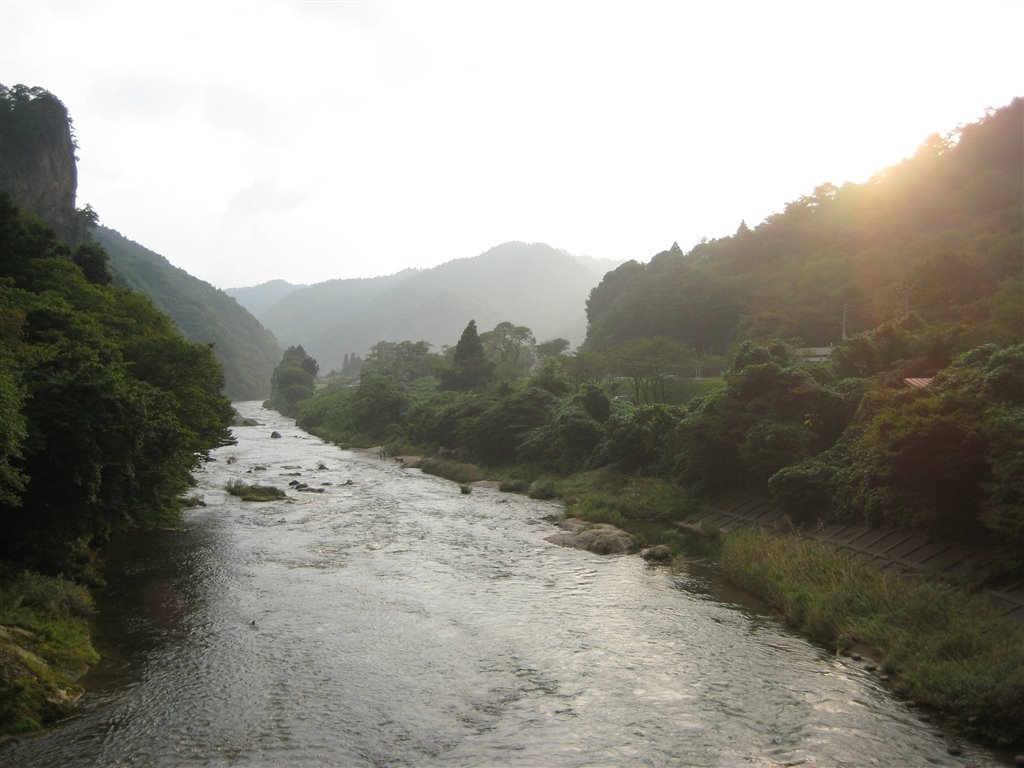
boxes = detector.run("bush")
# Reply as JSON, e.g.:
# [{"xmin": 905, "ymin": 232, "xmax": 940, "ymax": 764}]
[
  {"xmin": 528, "ymin": 479, "xmax": 557, "ymax": 500},
  {"xmin": 768, "ymin": 454, "xmax": 838, "ymax": 524},
  {"xmin": 518, "ymin": 401, "xmax": 604, "ymax": 473},
  {"xmin": 457, "ymin": 387, "xmax": 557, "ymax": 465},
  {"xmin": 604, "ymin": 403, "xmax": 683, "ymax": 474}
]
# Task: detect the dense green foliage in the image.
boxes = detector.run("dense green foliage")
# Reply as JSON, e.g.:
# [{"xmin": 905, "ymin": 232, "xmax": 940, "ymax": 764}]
[
  {"xmin": 585, "ymin": 98, "xmax": 1022, "ymax": 354},
  {"xmin": 831, "ymin": 341, "xmax": 1024, "ymax": 543},
  {"xmin": 0, "ymin": 193, "xmax": 235, "ymax": 577},
  {"xmin": 719, "ymin": 530, "xmax": 1024, "ymax": 743},
  {"xmin": 92, "ymin": 226, "xmax": 281, "ymax": 400}
]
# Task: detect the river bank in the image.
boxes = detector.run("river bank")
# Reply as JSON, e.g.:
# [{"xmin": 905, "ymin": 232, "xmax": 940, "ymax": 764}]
[
  {"xmin": 5, "ymin": 403, "xmax": 1020, "ymax": 766},
  {"xmin": 0, "ymin": 568, "xmax": 98, "ymax": 737}
]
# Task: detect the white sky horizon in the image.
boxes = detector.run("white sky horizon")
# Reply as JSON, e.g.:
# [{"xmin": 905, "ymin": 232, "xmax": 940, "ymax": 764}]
[{"xmin": 2, "ymin": 1, "xmax": 1021, "ymax": 290}]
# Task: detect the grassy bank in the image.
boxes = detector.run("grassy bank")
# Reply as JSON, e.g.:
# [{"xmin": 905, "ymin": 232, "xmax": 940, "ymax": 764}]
[
  {"xmin": 718, "ymin": 529, "xmax": 1024, "ymax": 745},
  {"xmin": 0, "ymin": 568, "xmax": 99, "ymax": 736}
]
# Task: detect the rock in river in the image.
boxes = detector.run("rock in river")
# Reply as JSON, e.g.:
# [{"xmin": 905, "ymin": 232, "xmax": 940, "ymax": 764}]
[{"xmin": 545, "ymin": 518, "xmax": 636, "ymax": 555}]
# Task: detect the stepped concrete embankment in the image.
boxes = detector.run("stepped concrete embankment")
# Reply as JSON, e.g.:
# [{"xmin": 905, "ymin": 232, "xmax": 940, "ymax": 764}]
[{"xmin": 682, "ymin": 490, "xmax": 1024, "ymax": 625}]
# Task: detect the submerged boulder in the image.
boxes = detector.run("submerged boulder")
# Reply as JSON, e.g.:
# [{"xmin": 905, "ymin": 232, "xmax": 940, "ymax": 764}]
[{"xmin": 641, "ymin": 544, "xmax": 672, "ymax": 562}]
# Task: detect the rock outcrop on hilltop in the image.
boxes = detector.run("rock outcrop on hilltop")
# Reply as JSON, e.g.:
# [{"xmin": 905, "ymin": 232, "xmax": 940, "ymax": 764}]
[{"xmin": 0, "ymin": 84, "xmax": 83, "ymax": 247}]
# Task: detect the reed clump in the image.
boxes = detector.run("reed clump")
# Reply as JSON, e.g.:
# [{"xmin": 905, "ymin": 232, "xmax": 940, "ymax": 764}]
[
  {"xmin": 719, "ymin": 530, "xmax": 1024, "ymax": 744},
  {"xmin": 225, "ymin": 480, "xmax": 287, "ymax": 501}
]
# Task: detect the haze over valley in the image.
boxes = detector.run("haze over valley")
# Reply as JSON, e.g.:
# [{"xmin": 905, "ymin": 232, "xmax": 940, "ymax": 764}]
[{"xmin": 1, "ymin": 4, "xmax": 1022, "ymax": 764}]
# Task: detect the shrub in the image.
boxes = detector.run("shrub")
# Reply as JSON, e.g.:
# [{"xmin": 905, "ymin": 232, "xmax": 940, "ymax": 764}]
[{"xmin": 528, "ymin": 479, "xmax": 557, "ymax": 500}]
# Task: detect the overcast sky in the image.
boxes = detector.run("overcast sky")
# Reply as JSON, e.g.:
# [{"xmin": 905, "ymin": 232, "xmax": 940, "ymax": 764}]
[{"xmin": 2, "ymin": 1, "xmax": 1020, "ymax": 289}]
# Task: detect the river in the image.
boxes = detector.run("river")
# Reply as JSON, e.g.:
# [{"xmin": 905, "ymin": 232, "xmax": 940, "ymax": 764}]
[{"xmin": 1, "ymin": 402, "xmax": 1002, "ymax": 767}]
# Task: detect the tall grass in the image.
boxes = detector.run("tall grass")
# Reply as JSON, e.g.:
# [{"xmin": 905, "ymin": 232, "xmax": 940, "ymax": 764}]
[
  {"xmin": 719, "ymin": 530, "xmax": 1024, "ymax": 743},
  {"xmin": 416, "ymin": 458, "xmax": 487, "ymax": 485}
]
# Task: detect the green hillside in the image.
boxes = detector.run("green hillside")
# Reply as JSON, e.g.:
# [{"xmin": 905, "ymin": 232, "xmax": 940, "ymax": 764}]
[
  {"xmin": 93, "ymin": 226, "xmax": 281, "ymax": 400},
  {"xmin": 584, "ymin": 98, "xmax": 1022, "ymax": 357}
]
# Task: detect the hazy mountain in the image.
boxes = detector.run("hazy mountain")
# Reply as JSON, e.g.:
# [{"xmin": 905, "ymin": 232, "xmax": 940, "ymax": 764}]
[
  {"xmin": 93, "ymin": 226, "xmax": 282, "ymax": 400},
  {"xmin": 570, "ymin": 254, "xmax": 626, "ymax": 280},
  {"xmin": 225, "ymin": 279, "xmax": 306, "ymax": 317},
  {"xmin": 234, "ymin": 243, "xmax": 620, "ymax": 372}
]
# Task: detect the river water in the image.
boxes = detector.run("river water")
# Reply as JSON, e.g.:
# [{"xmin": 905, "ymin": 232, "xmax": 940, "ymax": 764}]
[{"xmin": 2, "ymin": 402, "xmax": 1002, "ymax": 767}]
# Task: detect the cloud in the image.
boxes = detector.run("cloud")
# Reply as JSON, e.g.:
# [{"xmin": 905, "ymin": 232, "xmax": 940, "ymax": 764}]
[
  {"xmin": 89, "ymin": 74, "xmax": 190, "ymax": 120},
  {"xmin": 201, "ymin": 85, "xmax": 289, "ymax": 144},
  {"xmin": 223, "ymin": 176, "xmax": 308, "ymax": 226}
]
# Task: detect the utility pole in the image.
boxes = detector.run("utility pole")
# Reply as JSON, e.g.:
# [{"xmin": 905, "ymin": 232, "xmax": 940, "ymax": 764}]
[{"xmin": 841, "ymin": 302, "xmax": 849, "ymax": 341}]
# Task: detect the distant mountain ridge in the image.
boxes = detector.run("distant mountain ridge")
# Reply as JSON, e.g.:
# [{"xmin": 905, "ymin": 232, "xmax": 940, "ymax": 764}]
[
  {"xmin": 230, "ymin": 242, "xmax": 621, "ymax": 372},
  {"xmin": 225, "ymin": 278, "xmax": 307, "ymax": 317},
  {"xmin": 93, "ymin": 226, "xmax": 281, "ymax": 400}
]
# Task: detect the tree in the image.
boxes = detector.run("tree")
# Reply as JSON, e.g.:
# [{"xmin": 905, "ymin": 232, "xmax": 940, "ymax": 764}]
[
  {"xmin": 481, "ymin": 321, "xmax": 535, "ymax": 380},
  {"xmin": 0, "ymin": 193, "xmax": 235, "ymax": 574},
  {"xmin": 265, "ymin": 345, "xmax": 319, "ymax": 416},
  {"xmin": 71, "ymin": 241, "xmax": 112, "ymax": 285},
  {"xmin": 440, "ymin": 320, "xmax": 494, "ymax": 390},
  {"xmin": 607, "ymin": 337, "xmax": 694, "ymax": 403},
  {"xmin": 564, "ymin": 349, "xmax": 607, "ymax": 389},
  {"xmin": 364, "ymin": 340, "xmax": 438, "ymax": 383},
  {"xmin": 535, "ymin": 337, "xmax": 570, "ymax": 362},
  {"xmin": 352, "ymin": 375, "xmax": 407, "ymax": 438}
]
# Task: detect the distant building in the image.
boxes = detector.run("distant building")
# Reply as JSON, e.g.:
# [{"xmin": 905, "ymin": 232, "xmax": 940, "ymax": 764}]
[{"xmin": 797, "ymin": 347, "xmax": 834, "ymax": 363}]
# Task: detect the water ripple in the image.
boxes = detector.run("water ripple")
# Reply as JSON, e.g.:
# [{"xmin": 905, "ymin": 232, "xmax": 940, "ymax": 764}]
[{"xmin": 0, "ymin": 402, "xmax": 1003, "ymax": 767}]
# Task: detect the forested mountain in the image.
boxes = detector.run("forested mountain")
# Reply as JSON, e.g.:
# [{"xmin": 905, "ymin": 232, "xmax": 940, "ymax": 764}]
[
  {"xmin": 236, "ymin": 242, "xmax": 617, "ymax": 372},
  {"xmin": 585, "ymin": 98, "xmax": 1022, "ymax": 358},
  {"xmin": 92, "ymin": 227, "xmax": 281, "ymax": 400}
]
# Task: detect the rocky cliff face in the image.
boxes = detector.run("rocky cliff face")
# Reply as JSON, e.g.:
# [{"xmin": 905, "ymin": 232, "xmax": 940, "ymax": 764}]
[{"xmin": 0, "ymin": 84, "xmax": 81, "ymax": 245}]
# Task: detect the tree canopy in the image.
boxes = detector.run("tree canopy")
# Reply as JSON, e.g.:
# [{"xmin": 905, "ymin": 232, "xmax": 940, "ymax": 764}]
[
  {"xmin": 583, "ymin": 98, "xmax": 1023, "ymax": 354},
  {"xmin": 0, "ymin": 192, "xmax": 235, "ymax": 576},
  {"xmin": 265, "ymin": 345, "xmax": 319, "ymax": 416}
]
